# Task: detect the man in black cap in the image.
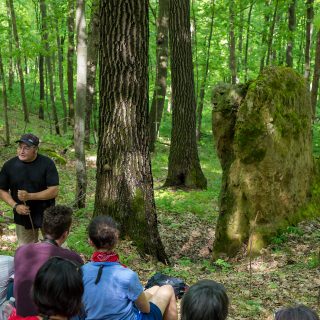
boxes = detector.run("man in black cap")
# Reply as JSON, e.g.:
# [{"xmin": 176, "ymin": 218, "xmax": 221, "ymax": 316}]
[{"xmin": 0, "ymin": 133, "xmax": 59, "ymax": 245}]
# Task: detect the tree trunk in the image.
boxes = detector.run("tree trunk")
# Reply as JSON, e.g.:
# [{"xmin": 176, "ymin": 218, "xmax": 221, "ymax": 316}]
[
  {"xmin": 311, "ymin": 30, "xmax": 320, "ymax": 118},
  {"xmin": 85, "ymin": 0, "xmax": 99, "ymax": 147},
  {"xmin": 56, "ymin": 25, "xmax": 68, "ymax": 134},
  {"xmin": 229, "ymin": 0, "xmax": 237, "ymax": 84},
  {"xmin": 286, "ymin": 0, "xmax": 296, "ymax": 68},
  {"xmin": 94, "ymin": 0, "xmax": 168, "ymax": 263},
  {"xmin": 40, "ymin": 0, "xmax": 60, "ymax": 135},
  {"xmin": 67, "ymin": 0, "xmax": 75, "ymax": 126},
  {"xmin": 304, "ymin": 0, "xmax": 314, "ymax": 85},
  {"xmin": 191, "ymin": 0, "xmax": 199, "ymax": 100},
  {"xmin": 237, "ymin": 1, "xmax": 244, "ymax": 73},
  {"xmin": 148, "ymin": 0, "xmax": 169, "ymax": 152},
  {"xmin": 8, "ymin": 0, "xmax": 29, "ymax": 123},
  {"xmin": 266, "ymin": 0, "xmax": 278, "ymax": 66},
  {"xmin": 6, "ymin": 0, "xmax": 14, "ymax": 91},
  {"xmin": 165, "ymin": 0, "xmax": 207, "ymax": 189},
  {"xmin": 74, "ymin": 0, "xmax": 87, "ymax": 209},
  {"xmin": 39, "ymin": 55, "xmax": 45, "ymax": 119},
  {"xmin": 259, "ymin": 0, "xmax": 271, "ymax": 72},
  {"xmin": 196, "ymin": 0, "xmax": 215, "ymax": 141},
  {"xmin": 0, "ymin": 50, "xmax": 10, "ymax": 146},
  {"xmin": 244, "ymin": 1, "xmax": 254, "ymax": 82}
]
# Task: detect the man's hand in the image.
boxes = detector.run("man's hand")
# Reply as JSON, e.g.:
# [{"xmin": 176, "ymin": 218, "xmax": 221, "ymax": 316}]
[
  {"xmin": 18, "ymin": 190, "xmax": 30, "ymax": 202},
  {"xmin": 15, "ymin": 204, "xmax": 30, "ymax": 215}
]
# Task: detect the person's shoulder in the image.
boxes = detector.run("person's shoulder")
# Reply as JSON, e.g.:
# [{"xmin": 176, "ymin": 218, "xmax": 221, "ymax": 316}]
[
  {"xmin": 37, "ymin": 153, "xmax": 55, "ymax": 163},
  {"xmin": 57, "ymin": 246, "xmax": 83, "ymax": 264},
  {"xmin": 3, "ymin": 156, "xmax": 19, "ymax": 167}
]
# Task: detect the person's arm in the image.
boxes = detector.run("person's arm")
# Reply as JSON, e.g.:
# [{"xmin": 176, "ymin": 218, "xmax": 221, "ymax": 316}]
[
  {"xmin": 134, "ymin": 292, "xmax": 151, "ymax": 314},
  {"xmin": 17, "ymin": 186, "xmax": 59, "ymax": 202},
  {"xmin": 0, "ymin": 189, "xmax": 30, "ymax": 215}
]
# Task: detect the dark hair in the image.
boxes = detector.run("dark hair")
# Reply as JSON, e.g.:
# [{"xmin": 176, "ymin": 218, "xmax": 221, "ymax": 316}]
[
  {"xmin": 88, "ymin": 215, "xmax": 119, "ymax": 250},
  {"xmin": 275, "ymin": 305, "xmax": 319, "ymax": 320},
  {"xmin": 181, "ymin": 279, "xmax": 229, "ymax": 320},
  {"xmin": 42, "ymin": 205, "xmax": 73, "ymax": 239},
  {"xmin": 33, "ymin": 256, "xmax": 83, "ymax": 318}
]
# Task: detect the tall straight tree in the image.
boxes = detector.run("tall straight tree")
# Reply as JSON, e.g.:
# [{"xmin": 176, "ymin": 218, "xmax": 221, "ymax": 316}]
[
  {"xmin": 67, "ymin": 0, "xmax": 75, "ymax": 126},
  {"xmin": 0, "ymin": 50, "xmax": 10, "ymax": 146},
  {"xmin": 286, "ymin": 0, "xmax": 296, "ymax": 67},
  {"xmin": 229, "ymin": 0, "xmax": 237, "ymax": 84},
  {"xmin": 85, "ymin": 0, "xmax": 100, "ymax": 147},
  {"xmin": 165, "ymin": 0, "xmax": 207, "ymax": 189},
  {"xmin": 148, "ymin": 0, "xmax": 169, "ymax": 152},
  {"xmin": 56, "ymin": 23, "xmax": 68, "ymax": 133},
  {"xmin": 304, "ymin": 0, "xmax": 314, "ymax": 84},
  {"xmin": 6, "ymin": 0, "xmax": 14, "ymax": 91},
  {"xmin": 266, "ymin": 0, "xmax": 279, "ymax": 66},
  {"xmin": 74, "ymin": 0, "xmax": 87, "ymax": 208},
  {"xmin": 244, "ymin": 0, "xmax": 254, "ymax": 81},
  {"xmin": 311, "ymin": 30, "xmax": 320, "ymax": 118},
  {"xmin": 94, "ymin": 0, "xmax": 168, "ymax": 263},
  {"xmin": 8, "ymin": 0, "xmax": 29, "ymax": 123},
  {"xmin": 40, "ymin": 0, "xmax": 60, "ymax": 135},
  {"xmin": 196, "ymin": 0, "xmax": 215, "ymax": 141}
]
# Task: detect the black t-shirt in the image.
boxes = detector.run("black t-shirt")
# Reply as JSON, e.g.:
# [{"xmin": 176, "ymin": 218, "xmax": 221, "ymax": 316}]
[{"xmin": 0, "ymin": 154, "xmax": 59, "ymax": 229}]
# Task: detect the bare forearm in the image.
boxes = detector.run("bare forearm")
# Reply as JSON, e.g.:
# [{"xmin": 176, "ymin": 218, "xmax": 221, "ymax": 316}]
[
  {"xmin": 0, "ymin": 189, "xmax": 16, "ymax": 208},
  {"xmin": 18, "ymin": 186, "xmax": 59, "ymax": 202}
]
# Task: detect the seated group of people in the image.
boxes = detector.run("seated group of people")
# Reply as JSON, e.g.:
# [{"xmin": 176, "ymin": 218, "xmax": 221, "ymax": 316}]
[{"xmin": 0, "ymin": 205, "xmax": 319, "ymax": 320}]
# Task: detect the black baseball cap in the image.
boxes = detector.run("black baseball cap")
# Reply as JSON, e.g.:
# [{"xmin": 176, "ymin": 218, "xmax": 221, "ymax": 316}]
[{"xmin": 16, "ymin": 133, "xmax": 40, "ymax": 147}]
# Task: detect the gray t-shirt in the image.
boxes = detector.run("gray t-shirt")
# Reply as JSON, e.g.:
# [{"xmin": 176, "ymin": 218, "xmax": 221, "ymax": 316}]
[{"xmin": 0, "ymin": 256, "xmax": 14, "ymax": 306}]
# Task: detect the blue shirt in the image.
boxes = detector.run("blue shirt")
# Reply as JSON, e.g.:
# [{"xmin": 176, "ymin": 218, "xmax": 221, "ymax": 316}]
[{"xmin": 82, "ymin": 262, "xmax": 144, "ymax": 320}]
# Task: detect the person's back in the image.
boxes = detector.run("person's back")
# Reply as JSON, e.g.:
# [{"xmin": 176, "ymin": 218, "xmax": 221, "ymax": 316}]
[
  {"xmin": 9, "ymin": 256, "xmax": 84, "ymax": 320},
  {"xmin": 13, "ymin": 205, "xmax": 83, "ymax": 317},
  {"xmin": 181, "ymin": 279, "xmax": 229, "ymax": 320},
  {"xmin": 82, "ymin": 215, "xmax": 177, "ymax": 320},
  {"xmin": 275, "ymin": 305, "xmax": 319, "ymax": 320}
]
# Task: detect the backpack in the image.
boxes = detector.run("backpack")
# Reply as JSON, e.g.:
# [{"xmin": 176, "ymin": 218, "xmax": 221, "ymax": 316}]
[{"xmin": 145, "ymin": 272, "xmax": 189, "ymax": 299}]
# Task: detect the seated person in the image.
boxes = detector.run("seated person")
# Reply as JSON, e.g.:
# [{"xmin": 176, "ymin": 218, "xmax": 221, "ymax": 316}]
[
  {"xmin": 181, "ymin": 279, "xmax": 229, "ymax": 320},
  {"xmin": 9, "ymin": 256, "xmax": 84, "ymax": 320},
  {"xmin": 14, "ymin": 205, "xmax": 83, "ymax": 317},
  {"xmin": 275, "ymin": 305, "xmax": 319, "ymax": 320},
  {"xmin": 0, "ymin": 256, "xmax": 14, "ymax": 306},
  {"xmin": 82, "ymin": 215, "xmax": 178, "ymax": 320}
]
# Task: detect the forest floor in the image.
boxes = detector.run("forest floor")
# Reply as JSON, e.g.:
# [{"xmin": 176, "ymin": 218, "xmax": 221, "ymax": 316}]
[
  {"xmin": 0, "ymin": 204, "xmax": 319, "ymax": 319},
  {"xmin": 0, "ymin": 109, "xmax": 319, "ymax": 319}
]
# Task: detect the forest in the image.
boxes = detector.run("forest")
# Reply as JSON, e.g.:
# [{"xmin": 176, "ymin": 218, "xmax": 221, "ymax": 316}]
[{"xmin": 0, "ymin": 0, "xmax": 320, "ymax": 319}]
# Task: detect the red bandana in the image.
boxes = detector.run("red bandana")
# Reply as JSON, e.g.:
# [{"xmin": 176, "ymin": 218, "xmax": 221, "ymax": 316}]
[{"xmin": 91, "ymin": 251, "xmax": 126, "ymax": 267}]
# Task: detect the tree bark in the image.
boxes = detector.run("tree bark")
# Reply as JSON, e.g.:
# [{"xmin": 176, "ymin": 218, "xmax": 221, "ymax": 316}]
[
  {"xmin": 85, "ymin": 0, "xmax": 100, "ymax": 147},
  {"xmin": 8, "ymin": 0, "xmax": 29, "ymax": 123},
  {"xmin": 311, "ymin": 30, "xmax": 320, "ymax": 118},
  {"xmin": 266, "ymin": 0, "xmax": 278, "ymax": 66},
  {"xmin": 286, "ymin": 0, "xmax": 296, "ymax": 68},
  {"xmin": 229, "ymin": 0, "xmax": 237, "ymax": 84},
  {"xmin": 40, "ymin": 0, "xmax": 60, "ymax": 135},
  {"xmin": 38, "ymin": 55, "xmax": 45, "ymax": 119},
  {"xmin": 6, "ymin": 0, "xmax": 14, "ymax": 91},
  {"xmin": 196, "ymin": 0, "xmax": 215, "ymax": 141},
  {"xmin": 259, "ymin": 0, "xmax": 271, "ymax": 72},
  {"xmin": 165, "ymin": 0, "xmax": 207, "ymax": 189},
  {"xmin": 0, "ymin": 50, "xmax": 10, "ymax": 146},
  {"xmin": 148, "ymin": 0, "xmax": 169, "ymax": 152},
  {"xmin": 56, "ymin": 24, "xmax": 68, "ymax": 134},
  {"xmin": 304, "ymin": 0, "xmax": 314, "ymax": 85},
  {"xmin": 67, "ymin": 0, "xmax": 75, "ymax": 126},
  {"xmin": 74, "ymin": 0, "xmax": 87, "ymax": 209},
  {"xmin": 244, "ymin": 1, "xmax": 254, "ymax": 81},
  {"xmin": 95, "ymin": 0, "xmax": 168, "ymax": 263}
]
